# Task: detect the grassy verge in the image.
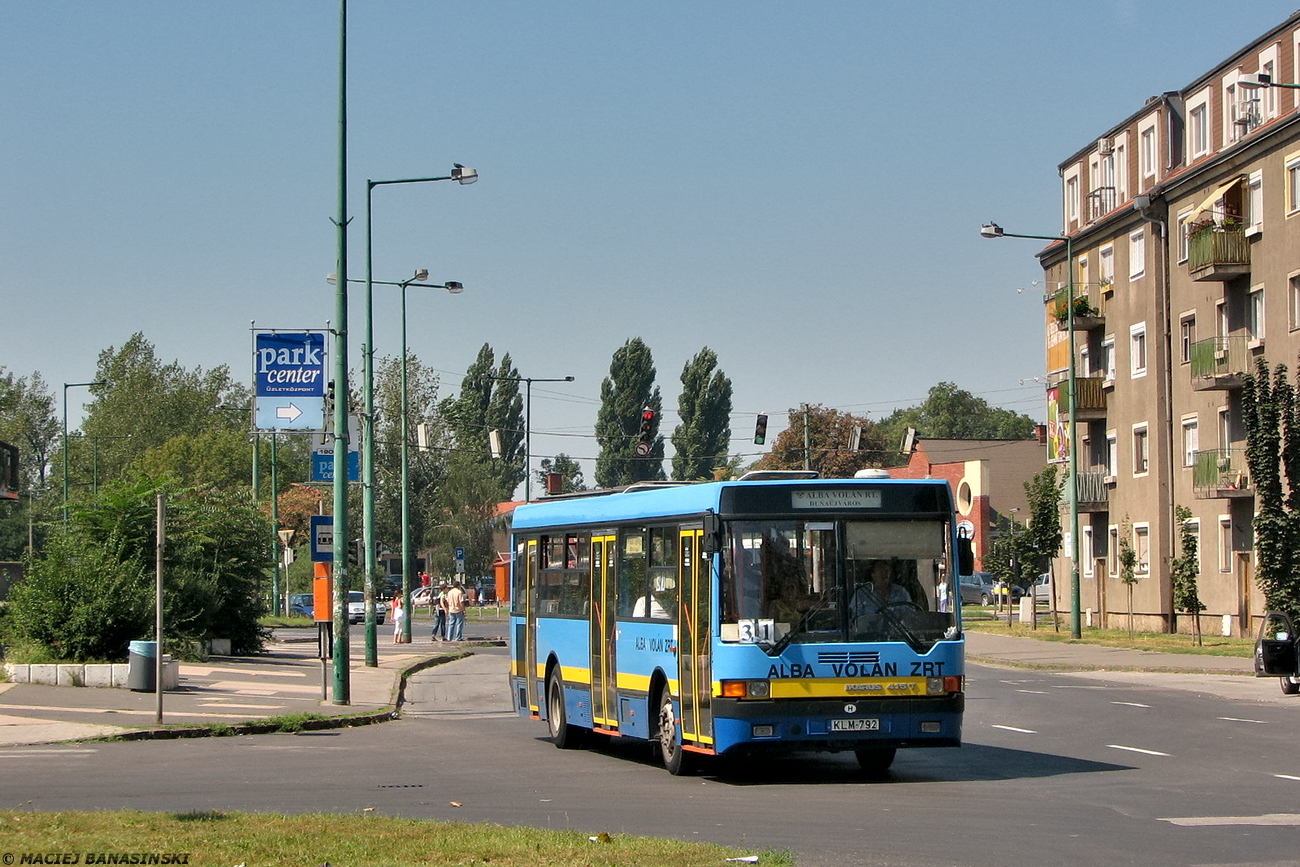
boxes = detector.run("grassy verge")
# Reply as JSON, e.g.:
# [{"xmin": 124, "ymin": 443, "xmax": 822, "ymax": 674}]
[
  {"xmin": 963, "ymin": 607, "xmax": 1254, "ymax": 657},
  {"xmin": 0, "ymin": 810, "xmax": 794, "ymax": 867}
]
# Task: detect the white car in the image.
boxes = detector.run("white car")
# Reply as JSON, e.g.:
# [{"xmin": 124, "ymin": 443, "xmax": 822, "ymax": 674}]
[
  {"xmin": 347, "ymin": 590, "xmax": 387, "ymax": 625},
  {"xmin": 1028, "ymin": 573, "xmax": 1053, "ymax": 603}
]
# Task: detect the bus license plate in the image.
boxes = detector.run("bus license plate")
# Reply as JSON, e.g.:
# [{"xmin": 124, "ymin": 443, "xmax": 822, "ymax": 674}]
[{"xmin": 831, "ymin": 718, "xmax": 880, "ymax": 732}]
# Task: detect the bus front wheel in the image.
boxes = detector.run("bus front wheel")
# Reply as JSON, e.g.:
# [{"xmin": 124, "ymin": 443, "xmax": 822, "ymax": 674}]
[
  {"xmin": 547, "ymin": 673, "xmax": 584, "ymax": 749},
  {"xmin": 656, "ymin": 690, "xmax": 693, "ymax": 775},
  {"xmin": 855, "ymin": 747, "xmax": 896, "ymax": 776}
]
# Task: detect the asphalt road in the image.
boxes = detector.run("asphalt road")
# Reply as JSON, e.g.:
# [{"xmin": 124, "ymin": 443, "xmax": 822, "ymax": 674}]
[{"xmin": 2, "ymin": 646, "xmax": 1298, "ymax": 867}]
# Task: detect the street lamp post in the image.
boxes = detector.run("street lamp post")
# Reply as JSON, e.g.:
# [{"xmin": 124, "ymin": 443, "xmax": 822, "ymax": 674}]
[
  {"xmin": 490, "ymin": 375, "xmax": 575, "ymax": 502},
  {"xmin": 62, "ymin": 380, "xmax": 105, "ymax": 528},
  {"xmin": 981, "ymin": 222, "xmax": 1081, "ymax": 639},
  {"xmin": 398, "ymin": 274, "xmax": 463, "ymax": 642},
  {"xmin": 361, "ymin": 166, "xmax": 477, "ymax": 662}
]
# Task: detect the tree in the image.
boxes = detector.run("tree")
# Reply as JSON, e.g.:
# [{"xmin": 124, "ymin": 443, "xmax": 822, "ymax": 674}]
[
  {"xmin": 440, "ymin": 344, "xmax": 525, "ymax": 499},
  {"xmin": 372, "ymin": 352, "xmax": 448, "ymax": 577},
  {"xmin": 79, "ymin": 333, "xmax": 249, "ymax": 494},
  {"xmin": 1118, "ymin": 517, "xmax": 1139, "ymax": 638},
  {"xmin": 1170, "ymin": 505, "xmax": 1205, "ymax": 646},
  {"xmin": 595, "ymin": 338, "xmax": 665, "ymax": 487},
  {"xmin": 1241, "ymin": 358, "xmax": 1300, "ymax": 619},
  {"xmin": 0, "ymin": 369, "xmax": 59, "ymax": 558},
  {"xmin": 751, "ymin": 405, "xmax": 887, "ymax": 478},
  {"xmin": 671, "ymin": 347, "xmax": 733, "ymax": 482},
  {"xmin": 536, "ymin": 453, "xmax": 586, "ymax": 494},
  {"xmin": 6, "ymin": 477, "xmax": 271, "ymax": 660},
  {"xmin": 877, "ymin": 381, "xmax": 1037, "ymax": 458}
]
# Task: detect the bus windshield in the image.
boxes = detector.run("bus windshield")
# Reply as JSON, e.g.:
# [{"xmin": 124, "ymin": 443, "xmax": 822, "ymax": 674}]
[{"xmin": 719, "ymin": 518, "xmax": 958, "ymax": 653}]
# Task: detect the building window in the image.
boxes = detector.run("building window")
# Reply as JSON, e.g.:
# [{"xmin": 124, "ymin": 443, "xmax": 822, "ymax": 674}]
[
  {"xmin": 1261, "ymin": 48, "xmax": 1279, "ymax": 119},
  {"xmin": 1131, "ymin": 323, "xmax": 1148, "ymax": 377},
  {"xmin": 1183, "ymin": 417, "xmax": 1198, "ymax": 468},
  {"xmin": 1139, "ymin": 122, "xmax": 1158, "ymax": 186},
  {"xmin": 1180, "ymin": 315, "xmax": 1195, "ymax": 364},
  {"xmin": 1185, "ymin": 519, "xmax": 1201, "ymax": 573},
  {"xmin": 1220, "ymin": 408, "xmax": 1232, "ymax": 448},
  {"xmin": 1129, "ymin": 229, "xmax": 1146, "ymax": 279},
  {"xmin": 1289, "ymin": 272, "xmax": 1300, "ymax": 331},
  {"xmin": 1099, "ymin": 245, "xmax": 1114, "ymax": 287},
  {"xmin": 1101, "ymin": 337, "xmax": 1116, "ymax": 382},
  {"xmin": 1082, "ymin": 527, "xmax": 1094, "ymax": 578},
  {"xmin": 1135, "ymin": 525, "xmax": 1150, "ymax": 574},
  {"xmin": 1080, "ymin": 347, "xmax": 1091, "ymax": 378},
  {"xmin": 1177, "ymin": 210, "xmax": 1192, "ymax": 263},
  {"xmin": 1248, "ymin": 171, "xmax": 1264, "ymax": 235},
  {"xmin": 1219, "ymin": 518, "xmax": 1232, "ymax": 572},
  {"xmin": 1287, "ymin": 154, "xmax": 1300, "ymax": 214},
  {"xmin": 1108, "ymin": 526, "xmax": 1120, "ymax": 576},
  {"xmin": 1106, "ymin": 432, "xmax": 1118, "ymax": 479},
  {"xmin": 1065, "ymin": 171, "xmax": 1081, "ymax": 226},
  {"xmin": 1189, "ymin": 101, "xmax": 1210, "ymax": 159},
  {"xmin": 1133, "ymin": 425, "xmax": 1149, "ymax": 475},
  {"xmin": 1247, "ymin": 286, "xmax": 1265, "ymax": 347}
]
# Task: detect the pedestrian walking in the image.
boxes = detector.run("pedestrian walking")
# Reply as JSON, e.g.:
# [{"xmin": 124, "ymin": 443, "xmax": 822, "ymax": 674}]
[
  {"xmin": 431, "ymin": 582, "xmax": 448, "ymax": 641},
  {"xmin": 391, "ymin": 594, "xmax": 405, "ymax": 644},
  {"xmin": 445, "ymin": 580, "xmax": 467, "ymax": 641}
]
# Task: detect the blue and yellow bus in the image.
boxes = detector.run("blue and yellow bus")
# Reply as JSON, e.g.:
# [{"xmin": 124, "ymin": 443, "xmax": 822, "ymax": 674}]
[{"xmin": 509, "ymin": 471, "xmax": 969, "ymax": 775}]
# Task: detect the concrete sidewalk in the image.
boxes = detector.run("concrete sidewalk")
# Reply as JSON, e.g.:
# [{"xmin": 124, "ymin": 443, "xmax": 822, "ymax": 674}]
[
  {"xmin": 0, "ymin": 625, "xmax": 1259, "ymax": 747},
  {"xmin": 0, "ymin": 630, "xmax": 486, "ymax": 747}
]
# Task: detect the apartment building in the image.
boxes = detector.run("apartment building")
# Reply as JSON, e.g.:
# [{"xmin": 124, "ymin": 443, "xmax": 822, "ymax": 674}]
[{"xmin": 1035, "ymin": 12, "xmax": 1300, "ymax": 635}]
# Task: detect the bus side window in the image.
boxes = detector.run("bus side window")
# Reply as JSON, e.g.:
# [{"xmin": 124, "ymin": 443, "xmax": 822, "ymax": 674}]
[{"xmin": 617, "ymin": 528, "xmax": 647, "ymax": 618}]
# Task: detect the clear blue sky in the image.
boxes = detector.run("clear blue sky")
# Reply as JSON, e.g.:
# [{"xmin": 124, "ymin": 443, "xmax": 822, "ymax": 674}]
[{"xmin": 4, "ymin": 1, "xmax": 1296, "ymax": 476}]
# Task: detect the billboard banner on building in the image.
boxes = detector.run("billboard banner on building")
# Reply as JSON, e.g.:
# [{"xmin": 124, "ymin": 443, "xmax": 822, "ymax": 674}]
[{"xmin": 1046, "ymin": 386, "xmax": 1068, "ymax": 463}]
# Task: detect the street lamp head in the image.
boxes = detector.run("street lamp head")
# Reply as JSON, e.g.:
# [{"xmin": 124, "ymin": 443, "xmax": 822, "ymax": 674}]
[
  {"xmin": 980, "ymin": 223, "xmax": 1005, "ymax": 238},
  {"xmin": 444, "ymin": 281, "xmax": 464, "ymax": 294},
  {"xmin": 326, "ymin": 273, "xmax": 337, "ymax": 285},
  {"xmin": 564, "ymin": 376, "xmax": 575, "ymax": 382},
  {"xmin": 1238, "ymin": 72, "xmax": 1272, "ymax": 89},
  {"xmin": 452, "ymin": 164, "xmax": 478, "ymax": 185},
  {"xmin": 413, "ymin": 268, "xmax": 429, "ymax": 282}
]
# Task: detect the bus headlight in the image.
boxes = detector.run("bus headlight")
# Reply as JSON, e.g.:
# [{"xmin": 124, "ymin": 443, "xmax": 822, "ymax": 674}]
[
  {"xmin": 721, "ymin": 679, "xmax": 771, "ymax": 699},
  {"xmin": 927, "ymin": 676, "xmax": 963, "ymax": 695}
]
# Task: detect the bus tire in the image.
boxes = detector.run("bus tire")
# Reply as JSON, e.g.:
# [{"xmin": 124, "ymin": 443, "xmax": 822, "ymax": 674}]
[
  {"xmin": 656, "ymin": 689, "xmax": 693, "ymax": 775},
  {"xmin": 547, "ymin": 672, "xmax": 584, "ymax": 749},
  {"xmin": 855, "ymin": 747, "xmax": 897, "ymax": 776}
]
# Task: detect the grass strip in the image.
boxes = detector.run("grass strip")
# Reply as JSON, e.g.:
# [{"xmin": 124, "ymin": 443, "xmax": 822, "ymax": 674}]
[{"xmin": 0, "ymin": 810, "xmax": 794, "ymax": 867}]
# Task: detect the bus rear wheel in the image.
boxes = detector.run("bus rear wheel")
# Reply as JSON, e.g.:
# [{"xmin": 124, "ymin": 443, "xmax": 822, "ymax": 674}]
[
  {"xmin": 855, "ymin": 747, "xmax": 897, "ymax": 776},
  {"xmin": 547, "ymin": 673, "xmax": 584, "ymax": 749},
  {"xmin": 656, "ymin": 690, "xmax": 693, "ymax": 775}
]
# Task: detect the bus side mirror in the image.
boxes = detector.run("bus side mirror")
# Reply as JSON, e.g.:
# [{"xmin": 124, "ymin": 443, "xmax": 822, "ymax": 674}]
[
  {"xmin": 702, "ymin": 512, "xmax": 721, "ymax": 554},
  {"xmin": 956, "ymin": 533, "xmax": 974, "ymax": 577}
]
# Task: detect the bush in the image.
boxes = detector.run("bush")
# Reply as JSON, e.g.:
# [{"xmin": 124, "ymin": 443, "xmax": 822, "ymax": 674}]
[{"xmin": 6, "ymin": 534, "xmax": 152, "ymax": 662}]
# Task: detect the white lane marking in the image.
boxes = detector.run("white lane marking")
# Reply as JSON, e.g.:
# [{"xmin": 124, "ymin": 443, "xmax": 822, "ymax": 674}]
[
  {"xmin": 1274, "ymin": 774, "xmax": 1300, "ymax": 781},
  {"xmin": 1016, "ymin": 689, "xmax": 1049, "ymax": 695},
  {"xmin": 1107, "ymin": 744, "xmax": 1170, "ymax": 756},
  {"xmin": 1219, "ymin": 716, "xmax": 1267, "ymax": 724},
  {"xmin": 1160, "ymin": 813, "xmax": 1300, "ymax": 826},
  {"xmin": 0, "ymin": 748, "xmax": 97, "ymax": 756},
  {"xmin": 991, "ymin": 724, "xmax": 1036, "ymax": 734},
  {"xmin": 1111, "ymin": 701, "xmax": 1151, "ymax": 708}
]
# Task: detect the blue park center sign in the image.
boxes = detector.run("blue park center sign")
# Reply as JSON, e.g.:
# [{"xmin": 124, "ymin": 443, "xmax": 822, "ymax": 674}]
[{"xmin": 254, "ymin": 331, "xmax": 327, "ymax": 431}]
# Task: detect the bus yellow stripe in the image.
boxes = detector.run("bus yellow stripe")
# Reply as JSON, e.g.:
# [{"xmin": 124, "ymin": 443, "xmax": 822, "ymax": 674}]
[{"xmin": 768, "ymin": 678, "xmax": 934, "ymax": 699}]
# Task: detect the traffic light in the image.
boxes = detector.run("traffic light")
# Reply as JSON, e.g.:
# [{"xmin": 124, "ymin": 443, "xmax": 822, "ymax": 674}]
[
  {"xmin": 753, "ymin": 414, "xmax": 768, "ymax": 446},
  {"xmin": 638, "ymin": 408, "xmax": 655, "ymax": 442}
]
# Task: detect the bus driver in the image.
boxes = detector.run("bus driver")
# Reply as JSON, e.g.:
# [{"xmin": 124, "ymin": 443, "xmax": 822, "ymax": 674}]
[{"xmin": 851, "ymin": 559, "xmax": 912, "ymax": 617}]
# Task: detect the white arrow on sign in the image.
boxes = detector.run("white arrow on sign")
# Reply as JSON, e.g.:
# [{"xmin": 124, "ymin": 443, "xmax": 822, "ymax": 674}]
[{"xmin": 276, "ymin": 403, "xmax": 303, "ymax": 423}]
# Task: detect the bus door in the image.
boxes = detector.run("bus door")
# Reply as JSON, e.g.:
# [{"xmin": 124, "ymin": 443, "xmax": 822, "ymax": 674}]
[
  {"xmin": 520, "ymin": 539, "xmax": 539, "ymax": 715},
  {"xmin": 677, "ymin": 528, "xmax": 713, "ymax": 748},
  {"xmin": 590, "ymin": 534, "xmax": 618, "ymax": 731}
]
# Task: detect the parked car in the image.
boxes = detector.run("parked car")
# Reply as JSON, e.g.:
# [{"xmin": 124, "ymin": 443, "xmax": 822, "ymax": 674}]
[
  {"xmin": 959, "ymin": 572, "xmax": 997, "ymax": 606},
  {"xmin": 288, "ymin": 593, "xmax": 313, "ymax": 619},
  {"xmin": 1028, "ymin": 572, "xmax": 1053, "ymax": 603},
  {"xmin": 347, "ymin": 590, "xmax": 387, "ymax": 625}
]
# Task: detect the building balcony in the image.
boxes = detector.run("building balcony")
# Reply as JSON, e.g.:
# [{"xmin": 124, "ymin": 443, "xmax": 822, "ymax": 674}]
[
  {"xmin": 1188, "ymin": 224, "xmax": 1250, "ymax": 282},
  {"xmin": 1049, "ymin": 287, "xmax": 1106, "ymax": 332},
  {"xmin": 1189, "ymin": 335, "xmax": 1249, "ymax": 390},
  {"xmin": 1061, "ymin": 469, "xmax": 1110, "ymax": 513},
  {"xmin": 1192, "ymin": 448, "xmax": 1252, "ymax": 499},
  {"xmin": 1057, "ymin": 376, "xmax": 1107, "ymax": 421}
]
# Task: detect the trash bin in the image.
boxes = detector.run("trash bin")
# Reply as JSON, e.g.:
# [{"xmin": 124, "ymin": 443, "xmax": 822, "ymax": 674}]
[{"xmin": 127, "ymin": 640, "xmax": 157, "ymax": 692}]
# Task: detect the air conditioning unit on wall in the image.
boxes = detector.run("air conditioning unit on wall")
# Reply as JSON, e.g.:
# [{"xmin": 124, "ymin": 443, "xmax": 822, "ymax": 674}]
[{"xmin": 1097, "ymin": 137, "xmax": 1114, "ymax": 155}]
